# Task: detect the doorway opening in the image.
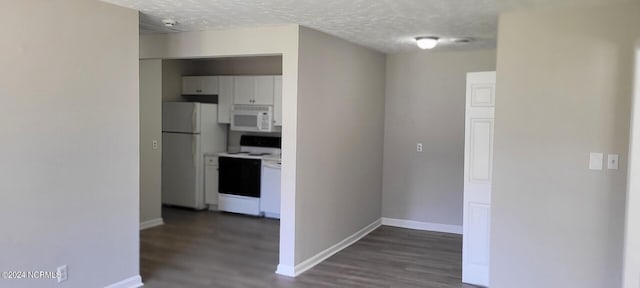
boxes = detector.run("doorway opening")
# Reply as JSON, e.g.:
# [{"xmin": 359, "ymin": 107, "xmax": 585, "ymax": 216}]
[{"xmin": 139, "ymin": 55, "xmax": 288, "ymax": 286}]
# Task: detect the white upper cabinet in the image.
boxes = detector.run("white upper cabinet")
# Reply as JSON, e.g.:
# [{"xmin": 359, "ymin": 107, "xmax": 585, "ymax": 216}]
[
  {"xmin": 233, "ymin": 76, "xmax": 255, "ymax": 105},
  {"xmin": 274, "ymin": 76, "xmax": 282, "ymax": 126},
  {"xmin": 217, "ymin": 76, "xmax": 234, "ymax": 124},
  {"xmin": 193, "ymin": 75, "xmax": 280, "ymax": 125},
  {"xmin": 182, "ymin": 76, "xmax": 201, "ymax": 94},
  {"xmin": 182, "ymin": 76, "xmax": 219, "ymax": 95},
  {"xmin": 253, "ymin": 76, "xmax": 275, "ymax": 105},
  {"xmin": 233, "ymin": 76, "xmax": 274, "ymax": 105}
]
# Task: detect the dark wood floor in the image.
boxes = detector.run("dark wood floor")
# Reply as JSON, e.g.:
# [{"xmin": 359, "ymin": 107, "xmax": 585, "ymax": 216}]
[{"xmin": 141, "ymin": 207, "xmax": 476, "ymax": 288}]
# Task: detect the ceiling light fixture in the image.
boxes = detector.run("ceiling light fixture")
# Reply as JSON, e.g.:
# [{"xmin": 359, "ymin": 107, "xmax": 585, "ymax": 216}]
[
  {"xmin": 162, "ymin": 19, "xmax": 177, "ymax": 27},
  {"xmin": 415, "ymin": 37, "xmax": 439, "ymax": 49}
]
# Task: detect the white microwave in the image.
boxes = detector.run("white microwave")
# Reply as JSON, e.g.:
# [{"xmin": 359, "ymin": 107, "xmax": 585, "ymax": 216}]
[{"xmin": 231, "ymin": 105, "xmax": 273, "ymax": 132}]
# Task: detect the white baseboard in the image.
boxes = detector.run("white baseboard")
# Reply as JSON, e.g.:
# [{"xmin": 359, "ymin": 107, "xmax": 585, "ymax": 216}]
[
  {"xmin": 263, "ymin": 212, "xmax": 280, "ymax": 219},
  {"xmin": 276, "ymin": 218, "xmax": 381, "ymax": 278},
  {"xmin": 275, "ymin": 264, "xmax": 295, "ymax": 277},
  {"xmin": 105, "ymin": 275, "xmax": 143, "ymax": 288},
  {"xmin": 140, "ymin": 218, "xmax": 164, "ymax": 230},
  {"xmin": 381, "ymin": 217, "xmax": 462, "ymax": 235}
]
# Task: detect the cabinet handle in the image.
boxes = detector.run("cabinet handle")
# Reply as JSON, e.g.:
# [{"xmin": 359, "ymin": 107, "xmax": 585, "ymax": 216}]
[{"xmin": 196, "ymin": 89, "xmax": 202, "ymax": 93}]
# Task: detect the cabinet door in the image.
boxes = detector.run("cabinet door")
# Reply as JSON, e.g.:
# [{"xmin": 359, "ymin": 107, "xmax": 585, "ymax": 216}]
[
  {"xmin": 274, "ymin": 76, "xmax": 282, "ymax": 126},
  {"xmin": 233, "ymin": 76, "xmax": 255, "ymax": 105},
  {"xmin": 253, "ymin": 76, "xmax": 274, "ymax": 105},
  {"xmin": 182, "ymin": 76, "xmax": 203, "ymax": 95},
  {"xmin": 201, "ymin": 76, "xmax": 219, "ymax": 95},
  {"xmin": 260, "ymin": 165, "xmax": 281, "ymax": 218},
  {"xmin": 204, "ymin": 156, "xmax": 218, "ymax": 206},
  {"xmin": 218, "ymin": 76, "xmax": 234, "ymax": 123}
]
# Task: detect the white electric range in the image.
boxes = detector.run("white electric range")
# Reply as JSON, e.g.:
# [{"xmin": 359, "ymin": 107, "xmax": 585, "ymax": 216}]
[{"xmin": 217, "ymin": 136, "xmax": 281, "ymax": 217}]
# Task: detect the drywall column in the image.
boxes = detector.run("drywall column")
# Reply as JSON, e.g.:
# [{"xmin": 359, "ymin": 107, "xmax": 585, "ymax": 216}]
[
  {"xmin": 0, "ymin": 0, "xmax": 140, "ymax": 287},
  {"xmin": 624, "ymin": 43, "xmax": 640, "ymax": 288},
  {"xmin": 140, "ymin": 59, "xmax": 163, "ymax": 228},
  {"xmin": 294, "ymin": 27, "xmax": 385, "ymax": 271},
  {"xmin": 382, "ymin": 50, "xmax": 496, "ymax": 231},
  {"xmin": 491, "ymin": 3, "xmax": 640, "ymax": 288},
  {"xmin": 140, "ymin": 25, "xmax": 300, "ymax": 270}
]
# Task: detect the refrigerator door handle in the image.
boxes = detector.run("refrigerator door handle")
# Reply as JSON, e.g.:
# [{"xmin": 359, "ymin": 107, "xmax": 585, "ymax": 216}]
[
  {"xmin": 192, "ymin": 106, "xmax": 197, "ymax": 132},
  {"xmin": 192, "ymin": 135, "xmax": 197, "ymax": 168}
]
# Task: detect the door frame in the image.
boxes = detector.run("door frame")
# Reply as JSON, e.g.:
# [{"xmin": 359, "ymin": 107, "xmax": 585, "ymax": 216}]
[{"xmin": 623, "ymin": 41, "xmax": 640, "ymax": 288}]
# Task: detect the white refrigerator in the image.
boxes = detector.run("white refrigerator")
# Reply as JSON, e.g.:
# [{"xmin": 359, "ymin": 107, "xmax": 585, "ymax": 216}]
[{"xmin": 162, "ymin": 102, "xmax": 227, "ymax": 209}]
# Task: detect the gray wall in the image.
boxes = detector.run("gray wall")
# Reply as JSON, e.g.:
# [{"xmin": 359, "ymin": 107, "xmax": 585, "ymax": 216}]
[
  {"xmin": 295, "ymin": 27, "xmax": 386, "ymax": 263},
  {"xmin": 491, "ymin": 2, "xmax": 640, "ymax": 288},
  {"xmin": 140, "ymin": 60, "xmax": 163, "ymax": 224},
  {"xmin": 0, "ymin": 0, "xmax": 140, "ymax": 287},
  {"xmin": 382, "ymin": 50, "xmax": 496, "ymax": 226}
]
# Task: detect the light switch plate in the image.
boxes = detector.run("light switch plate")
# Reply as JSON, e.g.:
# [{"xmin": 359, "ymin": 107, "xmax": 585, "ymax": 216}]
[
  {"xmin": 607, "ymin": 154, "xmax": 619, "ymax": 170},
  {"xmin": 589, "ymin": 152, "xmax": 603, "ymax": 170}
]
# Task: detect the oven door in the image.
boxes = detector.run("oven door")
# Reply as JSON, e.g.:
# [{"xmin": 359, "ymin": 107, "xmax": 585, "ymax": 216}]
[{"xmin": 219, "ymin": 156, "xmax": 261, "ymax": 198}]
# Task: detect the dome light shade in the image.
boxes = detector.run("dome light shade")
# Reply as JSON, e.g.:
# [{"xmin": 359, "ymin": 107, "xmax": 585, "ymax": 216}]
[{"xmin": 415, "ymin": 37, "xmax": 439, "ymax": 49}]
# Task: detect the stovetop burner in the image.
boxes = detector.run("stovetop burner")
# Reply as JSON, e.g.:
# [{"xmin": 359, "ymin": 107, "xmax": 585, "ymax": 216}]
[{"xmin": 224, "ymin": 136, "xmax": 281, "ymax": 158}]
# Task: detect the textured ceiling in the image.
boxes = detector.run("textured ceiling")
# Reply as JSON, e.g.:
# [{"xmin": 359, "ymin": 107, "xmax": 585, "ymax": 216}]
[
  {"xmin": 498, "ymin": 0, "xmax": 638, "ymax": 10},
  {"xmin": 101, "ymin": 0, "xmax": 498, "ymax": 53}
]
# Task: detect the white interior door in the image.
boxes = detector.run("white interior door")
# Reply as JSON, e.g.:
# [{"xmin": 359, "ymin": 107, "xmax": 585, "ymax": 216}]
[{"xmin": 463, "ymin": 71, "xmax": 496, "ymax": 287}]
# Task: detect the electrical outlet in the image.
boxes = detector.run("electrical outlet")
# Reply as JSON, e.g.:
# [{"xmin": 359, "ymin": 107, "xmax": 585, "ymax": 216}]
[
  {"xmin": 152, "ymin": 140, "xmax": 158, "ymax": 150},
  {"xmin": 57, "ymin": 265, "xmax": 67, "ymax": 283},
  {"xmin": 417, "ymin": 143, "xmax": 423, "ymax": 152}
]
